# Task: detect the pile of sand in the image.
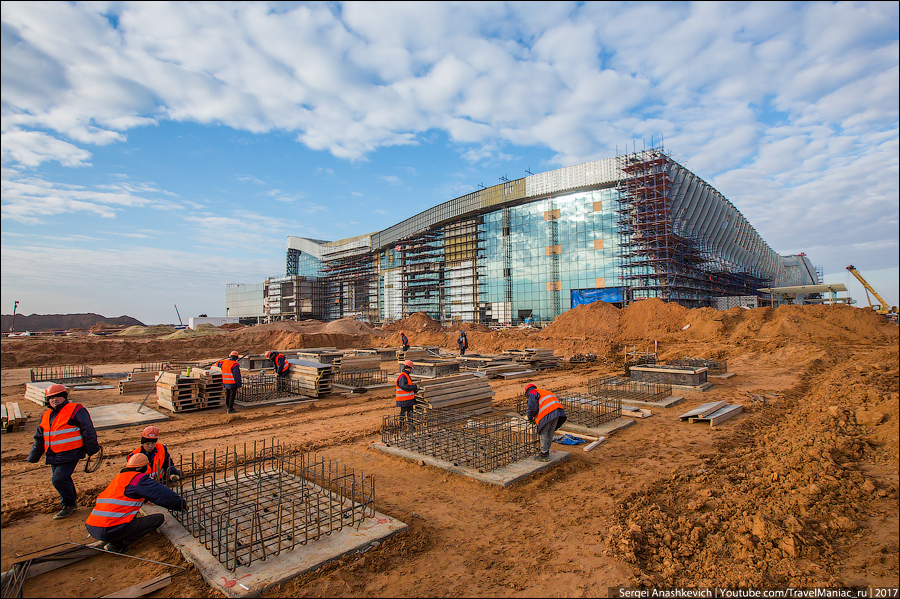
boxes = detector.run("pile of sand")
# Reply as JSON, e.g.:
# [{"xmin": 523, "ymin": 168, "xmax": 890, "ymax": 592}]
[
  {"xmin": 323, "ymin": 318, "xmax": 383, "ymax": 336},
  {"xmin": 160, "ymin": 325, "xmax": 229, "ymax": 340},
  {"xmin": 382, "ymin": 312, "xmax": 443, "ymax": 333},
  {"xmin": 114, "ymin": 325, "xmax": 176, "ymax": 337}
]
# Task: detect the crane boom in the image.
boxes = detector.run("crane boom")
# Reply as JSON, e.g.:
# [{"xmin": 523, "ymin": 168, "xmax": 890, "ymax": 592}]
[
  {"xmin": 174, "ymin": 304, "xmax": 183, "ymax": 326},
  {"xmin": 846, "ymin": 266, "xmax": 898, "ymax": 315}
]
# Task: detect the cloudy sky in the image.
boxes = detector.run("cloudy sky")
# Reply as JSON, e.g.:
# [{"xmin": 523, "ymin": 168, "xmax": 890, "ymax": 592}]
[{"xmin": 2, "ymin": 1, "xmax": 898, "ymax": 325}]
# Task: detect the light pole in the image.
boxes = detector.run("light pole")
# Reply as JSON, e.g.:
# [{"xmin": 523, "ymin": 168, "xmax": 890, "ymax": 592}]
[{"xmin": 10, "ymin": 300, "xmax": 19, "ymax": 332}]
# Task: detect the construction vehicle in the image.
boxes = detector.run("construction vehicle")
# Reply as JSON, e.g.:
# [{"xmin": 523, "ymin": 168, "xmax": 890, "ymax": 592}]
[{"xmin": 846, "ymin": 265, "xmax": 898, "ymax": 316}]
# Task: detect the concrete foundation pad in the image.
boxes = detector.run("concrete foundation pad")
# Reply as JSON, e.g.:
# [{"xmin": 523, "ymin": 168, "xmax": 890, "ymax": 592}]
[
  {"xmin": 89, "ymin": 403, "xmax": 169, "ymax": 431},
  {"xmin": 668, "ymin": 382, "xmax": 714, "ymax": 392},
  {"xmin": 709, "ymin": 372, "xmax": 736, "ymax": 379},
  {"xmin": 559, "ymin": 417, "xmax": 634, "ymax": 437},
  {"xmin": 234, "ymin": 395, "xmax": 312, "ymax": 408},
  {"xmin": 619, "ymin": 395, "xmax": 686, "ymax": 408},
  {"xmin": 144, "ymin": 504, "xmax": 407, "ymax": 598},
  {"xmin": 369, "ymin": 442, "xmax": 569, "ymax": 488}
]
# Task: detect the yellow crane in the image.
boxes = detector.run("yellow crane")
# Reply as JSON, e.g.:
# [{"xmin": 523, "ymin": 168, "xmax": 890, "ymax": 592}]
[{"xmin": 846, "ymin": 265, "xmax": 898, "ymax": 316}]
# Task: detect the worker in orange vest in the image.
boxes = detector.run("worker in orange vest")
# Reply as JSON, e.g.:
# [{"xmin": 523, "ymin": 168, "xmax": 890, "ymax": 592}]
[
  {"xmin": 215, "ymin": 350, "xmax": 243, "ymax": 414},
  {"xmin": 129, "ymin": 426, "xmax": 183, "ymax": 482},
  {"xmin": 396, "ymin": 360, "xmax": 419, "ymax": 431},
  {"xmin": 525, "ymin": 384, "xmax": 567, "ymax": 462},
  {"xmin": 85, "ymin": 453, "xmax": 186, "ymax": 554},
  {"xmin": 265, "ymin": 350, "xmax": 290, "ymax": 392},
  {"xmin": 26, "ymin": 384, "xmax": 101, "ymax": 519}
]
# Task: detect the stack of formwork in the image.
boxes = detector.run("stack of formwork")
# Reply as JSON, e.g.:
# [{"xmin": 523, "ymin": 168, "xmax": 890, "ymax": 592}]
[
  {"xmin": 286, "ymin": 359, "xmax": 334, "ymax": 397},
  {"xmin": 409, "ymin": 360, "xmax": 461, "ymax": 379},
  {"xmin": 416, "ymin": 373, "xmax": 494, "ymax": 415},
  {"xmin": 118, "ymin": 371, "xmax": 160, "ymax": 395},
  {"xmin": 294, "ymin": 350, "xmax": 342, "ymax": 369},
  {"xmin": 156, "ymin": 372, "xmax": 203, "ymax": 412},
  {"xmin": 501, "ymin": 348, "xmax": 561, "ymax": 370},
  {"xmin": 191, "ymin": 368, "xmax": 226, "ymax": 408},
  {"xmin": 339, "ymin": 353, "xmax": 380, "ymax": 371},
  {"xmin": 398, "ymin": 347, "xmax": 433, "ymax": 363},
  {"xmin": 24, "ymin": 382, "xmax": 56, "ymax": 406}
]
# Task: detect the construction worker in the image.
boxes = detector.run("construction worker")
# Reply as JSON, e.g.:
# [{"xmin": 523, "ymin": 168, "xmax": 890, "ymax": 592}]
[
  {"xmin": 396, "ymin": 360, "xmax": 419, "ymax": 431},
  {"xmin": 400, "ymin": 331, "xmax": 410, "ymax": 352},
  {"xmin": 265, "ymin": 350, "xmax": 290, "ymax": 392},
  {"xmin": 26, "ymin": 384, "xmax": 101, "ymax": 519},
  {"xmin": 85, "ymin": 453, "xmax": 187, "ymax": 554},
  {"xmin": 216, "ymin": 350, "xmax": 242, "ymax": 414},
  {"xmin": 524, "ymin": 383, "xmax": 567, "ymax": 462},
  {"xmin": 129, "ymin": 426, "xmax": 183, "ymax": 483},
  {"xmin": 457, "ymin": 331, "xmax": 469, "ymax": 356}
]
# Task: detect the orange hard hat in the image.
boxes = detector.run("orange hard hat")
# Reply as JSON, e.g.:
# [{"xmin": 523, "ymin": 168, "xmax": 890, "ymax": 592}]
[
  {"xmin": 45, "ymin": 383, "xmax": 68, "ymax": 398},
  {"xmin": 126, "ymin": 453, "xmax": 150, "ymax": 469},
  {"xmin": 142, "ymin": 426, "xmax": 160, "ymax": 439},
  {"xmin": 229, "ymin": 351, "xmax": 239, "ymax": 357},
  {"xmin": 524, "ymin": 383, "xmax": 537, "ymax": 393},
  {"xmin": 265, "ymin": 350, "xmax": 272, "ymax": 358},
  {"xmin": 403, "ymin": 360, "xmax": 414, "ymax": 368}
]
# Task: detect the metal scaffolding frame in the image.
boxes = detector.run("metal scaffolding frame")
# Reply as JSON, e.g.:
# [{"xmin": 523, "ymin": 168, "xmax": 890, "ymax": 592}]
[{"xmin": 170, "ymin": 439, "xmax": 375, "ymax": 572}]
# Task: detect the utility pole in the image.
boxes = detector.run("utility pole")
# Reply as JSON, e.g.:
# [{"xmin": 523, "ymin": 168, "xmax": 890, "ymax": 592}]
[{"xmin": 10, "ymin": 300, "xmax": 19, "ymax": 332}]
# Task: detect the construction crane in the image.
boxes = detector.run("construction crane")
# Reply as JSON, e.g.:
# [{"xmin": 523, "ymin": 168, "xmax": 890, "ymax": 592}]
[
  {"xmin": 174, "ymin": 304, "xmax": 185, "ymax": 327},
  {"xmin": 846, "ymin": 265, "xmax": 898, "ymax": 316}
]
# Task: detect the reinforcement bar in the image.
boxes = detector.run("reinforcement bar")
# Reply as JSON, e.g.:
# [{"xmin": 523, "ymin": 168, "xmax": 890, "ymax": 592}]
[
  {"xmin": 335, "ymin": 368, "xmax": 389, "ymax": 387},
  {"xmin": 237, "ymin": 373, "xmax": 306, "ymax": 402},
  {"xmin": 588, "ymin": 375, "xmax": 672, "ymax": 403},
  {"xmin": 169, "ymin": 439, "xmax": 374, "ymax": 572},
  {"xmin": 667, "ymin": 357, "xmax": 727, "ymax": 375},
  {"xmin": 29, "ymin": 365, "xmax": 93, "ymax": 384},
  {"xmin": 516, "ymin": 391, "xmax": 621, "ymax": 428}
]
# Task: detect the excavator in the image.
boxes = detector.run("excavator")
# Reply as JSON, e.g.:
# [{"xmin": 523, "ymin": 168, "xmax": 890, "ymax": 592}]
[{"xmin": 846, "ymin": 265, "xmax": 898, "ymax": 317}]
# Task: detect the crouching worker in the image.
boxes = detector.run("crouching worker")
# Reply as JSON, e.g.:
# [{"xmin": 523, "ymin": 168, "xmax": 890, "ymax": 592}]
[
  {"xmin": 129, "ymin": 426, "xmax": 183, "ymax": 483},
  {"xmin": 86, "ymin": 453, "xmax": 187, "ymax": 554},
  {"xmin": 524, "ymin": 383, "xmax": 567, "ymax": 462}
]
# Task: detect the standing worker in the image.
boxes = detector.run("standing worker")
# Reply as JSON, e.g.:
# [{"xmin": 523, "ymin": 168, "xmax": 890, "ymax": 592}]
[
  {"xmin": 457, "ymin": 330, "xmax": 469, "ymax": 356},
  {"xmin": 216, "ymin": 350, "xmax": 242, "ymax": 414},
  {"xmin": 400, "ymin": 331, "xmax": 410, "ymax": 353},
  {"xmin": 26, "ymin": 384, "xmax": 101, "ymax": 519},
  {"xmin": 85, "ymin": 453, "xmax": 187, "ymax": 554},
  {"xmin": 129, "ymin": 426, "xmax": 183, "ymax": 483},
  {"xmin": 265, "ymin": 350, "xmax": 290, "ymax": 392},
  {"xmin": 396, "ymin": 360, "xmax": 419, "ymax": 432},
  {"xmin": 524, "ymin": 383, "xmax": 567, "ymax": 462}
]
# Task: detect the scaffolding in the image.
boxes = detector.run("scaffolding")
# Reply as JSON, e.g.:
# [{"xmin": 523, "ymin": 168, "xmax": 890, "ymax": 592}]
[
  {"xmin": 516, "ymin": 392, "xmax": 621, "ymax": 428},
  {"xmin": 170, "ymin": 439, "xmax": 375, "ymax": 572},
  {"xmin": 265, "ymin": 276, "xmax": 325, "ymax": 321},
  {"xmin": 321, "ymin": 246, "xmax": 377, "ymax": 321},
  {"xmin": 381, "ymin": 408, "xmax": 538, "ymax": 472},
  {"xmin": 396, "ymin": 229, "xmax": 444, "ymax": 320}
]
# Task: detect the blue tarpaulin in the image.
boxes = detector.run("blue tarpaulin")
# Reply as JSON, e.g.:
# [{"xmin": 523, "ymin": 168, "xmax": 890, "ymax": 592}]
[{"xmin": 571, "ymin": 287, "xmax": 626, "ymax": 308}]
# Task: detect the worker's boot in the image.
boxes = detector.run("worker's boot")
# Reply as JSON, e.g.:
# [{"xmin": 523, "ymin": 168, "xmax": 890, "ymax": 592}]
[
  {"xmin": 53, "ymin": 506, "xmax": 77, "ymax": 519},
  {"xmin": 536, "ymin": 452, "xmax": 551, "ymax": 462}
]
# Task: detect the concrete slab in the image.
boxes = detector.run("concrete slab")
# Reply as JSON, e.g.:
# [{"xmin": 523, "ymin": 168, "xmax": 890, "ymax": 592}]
[
  {"xmin": 709, "ymin": 372, "xmax": 736, "ymax": 380},
  {"xmin": 503, "ymin": 413, "xmax": 634, "ymax": 438},
  {"xmin": 89, "ymin": 403, "xmax": 169, "ymax": 431},
  {"xmin": 370, "ymin": 441, "xmax": 569, "ymax": 488},
  {"xmin": 616, "ymin": 395, "xmax": 686, "ymax": 408},
  {"xmin": 667, "ymin": 382, "xmax": 714, "ymax": 392},
  {"xmin": 144, "ymin": 504, "xmax": 406, "ymax": 598}
]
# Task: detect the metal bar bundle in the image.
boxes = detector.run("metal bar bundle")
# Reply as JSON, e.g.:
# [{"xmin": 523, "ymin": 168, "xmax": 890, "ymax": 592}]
[
  {"xmin": 515, "ymin": 392, "xmax": 621, "ymax": 428},
  {"xmin": 667, "ymin": 357, "xmax": 727, "ymax": 375},
  {"xmin": 29, "ymin": 365, "xmax": 93, "ymax": 384},
  {"xmin": 588, "ymin": 375, "xmax": 672, "ymax": 403},
  {"xmin": 381, "ymin": 408, "xmax": 538, "ymax": 472},
  {"xmin": 170, "ymin": 439, "xmax": 375, "ymax": 572},
  {"xmin": 335, "ymin": 368, "xmax": 388, "ymax": 388}
]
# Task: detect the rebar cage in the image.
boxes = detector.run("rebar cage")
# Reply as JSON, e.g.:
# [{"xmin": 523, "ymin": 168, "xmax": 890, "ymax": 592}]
[
  {"xmin": 335, "ymin": 368, "xmax": 389, "ymax": 387},
  {"xmin": 666, "ymin": 358, "xmax": 727, "ymax": 375},
  {"xmin": 588, "ymin": 375, "xmax": 672, "ymax": 403},
  {"xmin": 381, "ymin": 408, "xmax": 538, "ymax": 472},
  {"xmin": 237, "ymin": 373, "xmax": 306, "ymax": 403},
  {"xmin": 29, "ymin": 365, "xmax": 93, "ymax": 384},
  {"xmin": 170, "ymin": 439, "xmax": 375, "ymax": 572},
  {"xmin": 515, "ymin": 391, "xmax": 622, "ymax": 428}
]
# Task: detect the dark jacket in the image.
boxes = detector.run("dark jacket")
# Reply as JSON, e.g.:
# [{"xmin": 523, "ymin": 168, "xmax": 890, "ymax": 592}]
[
  {"xmin": 270, "ymin": 352, "xmax": 289, "ymax": 376},
  {"xmin": 457, "ymin": 333, "xmax": 468, "ymax": 350},
  {"xmin": 396, "ymin": 369, "xmax": 418, "ymax": 408},
  {"xmin": 526, "ymin": 388, "xmax": 567, "ymax": 434},
  {"xmin": 400, "ymin": 333, "xmax": 409, "ymax": 349},
  {"xmin": 27, "ymin": 399, "xmax": 100, "ymax": 465},
  {"xmin": 137, "ymin": 444, "xmax": 183, "ymax": 478},
  {"xmin": 86, "ymin": 467, "xmax": 186, "ymax": 540}
]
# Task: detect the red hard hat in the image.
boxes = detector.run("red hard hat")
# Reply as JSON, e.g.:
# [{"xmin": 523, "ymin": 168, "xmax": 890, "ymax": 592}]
[
  {"xmin": 524, "ymin": 384, "xmax": 537, "ymax": 393},
  {"xmin": 265, "ymin": 350, "xmax": 272, "ymax": 358},
  {"xmin": 230, "ymin": 351, "xmax": 239, "ymax": 357},
  {"xmin": 142, "ymin": 426, "xmax": 160, "ymax": 439},
  {"xmin": 45, "ymin": 383, "xmax": 68, "ymax": 398},
  {"xmin": 403, "ymin": 360, "xmax": 414, "ymax": 368},
  {"xmin": 126, "ymin": 453, "xmax": 150, "ymax": 469}
]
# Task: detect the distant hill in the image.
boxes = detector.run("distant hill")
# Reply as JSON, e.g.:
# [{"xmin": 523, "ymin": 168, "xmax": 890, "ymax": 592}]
[{"xmin": 1, "ymin": 313, "xmax": 145, "ymax": 332}]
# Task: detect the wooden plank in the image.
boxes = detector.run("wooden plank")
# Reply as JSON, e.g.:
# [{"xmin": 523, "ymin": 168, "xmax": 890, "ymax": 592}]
[
  {"xmin": 702, "ymin": 404, "xmax": 744, "ymax": 426},
  {"xmin": 102, "ymin": 573, "xmax": 173, "ymax": 598},
  {"xmin": 14, "ymin": 542, "xmax": 105, "ymax": 579},
  {"xmin": 679, "ymin": 401, "xmax": 727, "ymax": 420},
  {"xmin": 557, "ymin": 430, "xmax": 599, "ymax": 441},
  {"xmin": 583, "ymin": 437, "xmax": 607, "ymax": 452}
]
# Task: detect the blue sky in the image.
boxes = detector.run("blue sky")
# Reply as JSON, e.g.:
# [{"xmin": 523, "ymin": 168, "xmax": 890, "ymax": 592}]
[{"xmin": 2, "ymin": 1, "xmax": 898, "ymax": 325}]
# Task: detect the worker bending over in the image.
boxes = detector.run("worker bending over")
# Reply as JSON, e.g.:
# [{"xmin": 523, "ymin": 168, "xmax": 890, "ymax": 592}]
[
  {"xmin": 396, "ymin": 360, "xmax": 419, "ymax": 431},
  {"xmin": 26, "ymin": 384, "xmax": 101, "ymax": 519},
  {"xmin": 86, "ymin": 453, "xmax": 187, "ymax": 554},
  {"xmin": 400, "ymin": 331, "xmax": 410, "ymax": 352},
  {"xmin": 216, "ymin": 350, "xmax": 243, "ymax": 414},
  {"xmin": 129, "ymin": 426, "xmax": 183, "ymax": 483},
  {"xmin": 265, "ymin": 350, "xmax": 290, "ymax": 392},
  {"xmin": 525, "ymin": 383, "xmax": 567, "ymax": 462}
]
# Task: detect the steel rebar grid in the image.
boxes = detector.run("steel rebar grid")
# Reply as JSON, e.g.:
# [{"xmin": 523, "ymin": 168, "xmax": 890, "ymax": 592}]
[
  {"xmin": 381, "ymin": 408, "xmax": 538, "ymax": 472},
  {"xmin": 515, "ymin": 392, "xmax": 622, "ymax": 428},
  {"xmin": 587, "ymin": 376, "xmax": 672, "ymax": 403},
  {"xmin": 667, "ymin": 358, "xmax": 727, "ymax": 375},
  {"xmin": 169, "ymin": 439, "xmax": 374, "ymax": 572},
  {"xmin": 29, "ymin": 365, "xmax": 93, "ymax": 384},
  {"xmin": 237, "ymin": 374, "xmax": 306, "ymax": 403},
  {"xmin": 335, "ymin": 368, "xmax": 389, "ymax": 387},
  {"xmin": 134, "ymin": 362, "xmax": 167, "ymax": 373}
]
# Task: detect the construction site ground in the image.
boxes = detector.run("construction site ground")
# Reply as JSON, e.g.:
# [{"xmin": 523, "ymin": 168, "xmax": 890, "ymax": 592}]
[{"xmin": 1, "ymin": 300, "xmax": 897, "ymax": 597}]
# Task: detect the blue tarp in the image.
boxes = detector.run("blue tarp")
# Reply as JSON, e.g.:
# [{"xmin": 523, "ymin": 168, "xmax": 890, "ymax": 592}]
[{"xmin": 571, "ymin": 287, "xmax": 626, "ymax": 308}]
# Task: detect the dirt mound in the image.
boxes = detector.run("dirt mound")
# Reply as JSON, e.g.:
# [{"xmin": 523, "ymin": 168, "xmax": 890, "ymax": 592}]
[
  {"xmin": 382, "ymin": 312, "xmax": 443, "ymax": 333},
  {"xmin": 0, "ymin": 312, "xmax": 144, "ymax": 333},
  {"xmin": 113, "ymin": 325, "xmax": 176, "ymax": 336},
  {"xmin": 219, "ymin": 323, "xmax": 245, "ymax": 330},
  {"xmin": 323, "ymin": 318, "xmax": 384, "ymax": 336},
  {"xmin": 445, "ymin": 322, "xmax": 492, "ymax": 333},
  {"xmin": 160, "ymin": 326, "xmax": 229, "ymax": 340}
]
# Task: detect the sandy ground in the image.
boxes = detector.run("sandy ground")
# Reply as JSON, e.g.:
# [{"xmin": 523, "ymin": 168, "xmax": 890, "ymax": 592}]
[{"xmin": 1, "ymin": 303, "xmax": 897, "ymax": 597}]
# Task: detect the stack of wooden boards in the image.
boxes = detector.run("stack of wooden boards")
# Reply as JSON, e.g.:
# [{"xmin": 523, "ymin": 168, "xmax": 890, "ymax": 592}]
[
  {"xmin": 679, "ymin": 401, "xmax": 743, "ymax": 426},
  {"xmin": 416, "ymin": 373, "xmax": 494, "ymax": 415},
  {"xmin": 339, "ymin": 354, "xmax": 380, "ymax": 370},
  {"xmin": 156, "ymin": 370, "xmax": 225, "ymax": 412},
  {"xmin": 2, "ymin": 402, "xmax": 26, "ymax": 433},
  {"xmin": 23, "ymin": 382, "xmax": 56, "ymax": 406},
  {"xmin": 501, "ymin": 348, "xmax": 561, "ymax": 370},
  {"xmin": 286, "ymin": 359, "xmax": 334, "ymax": 397},
  {"xmin": 118, "ymin": 371, "xmax": 159, "ymax": 395}
]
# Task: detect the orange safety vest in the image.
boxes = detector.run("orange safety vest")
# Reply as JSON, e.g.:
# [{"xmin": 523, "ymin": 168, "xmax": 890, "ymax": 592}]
[
  {"xmin": 396, "ymin": 371, "xmax": 415, "ymax": 404},
  {"xmin": 131, "ymin": 444, "xmax": 166, "ymax": 478},
  {"xmin": 217, "ymin": 359, "xmax": 239, "ymax": 385},
  {"xmin": 533, "ymin": 388, "xmax": 563, "ymax": 428},
  {"xmin": 40, "ymin": 403, "xmax": 84, "ymax": 454},
  {"xmin": 273, "ymin": 352, "xmax": 290, "ymax": 374},
  {"xmin": 85, "ymin": 472, "xmax": 145, "ymax": 529}
]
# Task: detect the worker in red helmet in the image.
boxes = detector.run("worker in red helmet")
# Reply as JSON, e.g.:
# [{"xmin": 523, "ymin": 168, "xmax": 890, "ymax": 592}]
[
  {"xmin": 215, "ymin": 350, "xmax": 243, "ymax": 414},
  {"xmin": 26, "ymin": 384, "xmax": 101, "ymax": 519},
  {"xmin": 264, "ymin": 350, "xmax": 290, "ymax": 392},
  {"xmin": 524, "ymin": 383, "xmax": 567, "ymax": 462},
  {"xmin": 400, "ymin": 331, "xmax": 410, "ymax": 353},
  {"xmin": 396, "ymin": 360, "xmax": 419, "ymax": 431},
  {"xmin": 86, "ymin": 452, "xmax": 187, "ymax": 554},
  {"xmin": 129, "ymin": 426, "xmax": 183, "ymax": 483}
]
